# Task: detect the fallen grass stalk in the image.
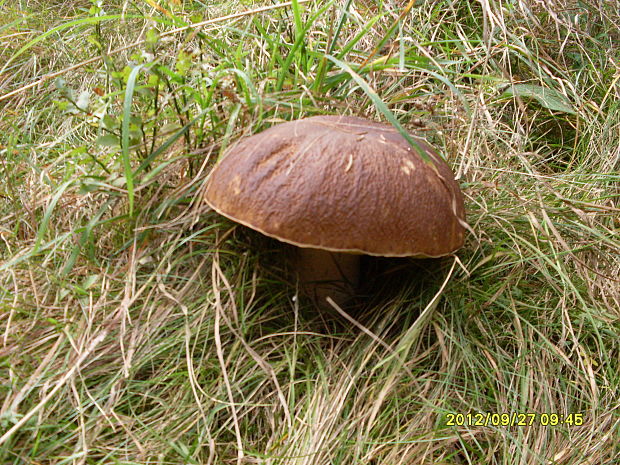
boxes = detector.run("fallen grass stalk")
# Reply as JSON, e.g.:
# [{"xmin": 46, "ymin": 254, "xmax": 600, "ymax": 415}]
[{"xmin": 0, "ymin": 327, "xmax": 110, "ymax": 446}]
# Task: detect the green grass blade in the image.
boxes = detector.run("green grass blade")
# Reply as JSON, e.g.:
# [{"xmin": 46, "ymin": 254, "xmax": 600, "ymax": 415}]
[
  {"xmin": 327, "ymin": 0, "xmax": 353, "ymax": 55},
  {"xmin": 133, "ymin": 106, "xmax": 212, "ymax": 177},
  {"xmin": 218, "ymin": 103, "xmax": 242, "ymax": 160},
  {"xmin": 33, "ymin": 180, "xmax": 73, "ymax": 254},
  {"xmin": 60, "ymin": 198, "xmax": 116, "ymax": 276},
  {"xmin": 325, "ymin": 54, "xmax": 435, "ymax": 166},
  {"xmin": 412, "ymin": 66, "xmax": 471, "ymax": 116},
  {"xmin": 291, "ymin": 0, "xmax": 304, "ymax": 43},
  {"xmin": 121, "ymin": 64, "xmax": 144, "ymax": 217},
  {"xmin": 335, "ymin": 14, "xmax": 382, "ymax": 60},
  {"xmin": 0, "ymin": 15, "xmax": 128, "ymax": 75},
  {"xmin": 275, "ymin": 1, "xmax": 335, "ymax": 91}
]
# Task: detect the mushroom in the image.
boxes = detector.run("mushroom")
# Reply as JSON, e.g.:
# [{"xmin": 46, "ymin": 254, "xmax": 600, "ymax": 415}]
[{"xmin": 205, "ymin": 115, "xmax": 466, "ymax": 307}]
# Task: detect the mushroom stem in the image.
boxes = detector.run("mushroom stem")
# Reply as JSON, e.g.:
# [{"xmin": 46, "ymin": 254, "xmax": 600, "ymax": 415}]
[{"xmin": 295, "ymin": 248, "xmax": 360, "ymax": 308}]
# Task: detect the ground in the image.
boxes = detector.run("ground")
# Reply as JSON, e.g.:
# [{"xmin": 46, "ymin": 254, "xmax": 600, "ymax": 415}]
[{"xmin": 1, "ymin": 1, "xmax": 619, "ymax": 464}]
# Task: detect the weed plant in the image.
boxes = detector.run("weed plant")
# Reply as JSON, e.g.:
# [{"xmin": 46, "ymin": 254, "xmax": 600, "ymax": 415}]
[{"xmin": 1, "ymin": 0, "xmax": 619, "ymax": 463}]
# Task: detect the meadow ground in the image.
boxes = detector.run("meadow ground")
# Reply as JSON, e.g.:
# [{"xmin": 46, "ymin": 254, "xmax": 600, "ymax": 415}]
[{"xmin": 1, "ymin": 0, "xmax": 619, "ymax": 463}]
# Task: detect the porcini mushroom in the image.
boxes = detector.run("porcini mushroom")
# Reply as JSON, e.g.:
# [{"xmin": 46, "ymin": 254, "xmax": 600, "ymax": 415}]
[{"xmin": 205, "ymin": 115, "xmax": 466, "ymax": 306}]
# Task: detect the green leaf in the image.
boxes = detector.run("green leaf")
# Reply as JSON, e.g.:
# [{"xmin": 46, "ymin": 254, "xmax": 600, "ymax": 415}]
[
  {"xmin": 54, "ymin": 100, "xmax": 69, "ymax": 111},
  {"xmin": 275, "ymin": 1, "xmax": 334, "ymax": 91},
  {"xmin": 54, "ymin": 77, "xmax": 67, "ymax": 90},
  {"xmin": 61, "ymin": 198, "xmax": 116, "ymax": 276},
  {"xmin": 325, "ymin": 54, "xmax": 436, "ymax": 168},
  {"xmin": 80, "ymin": 274, "xmax": 99, "ymax": 290},
  {"xmin": 86, "ymin": 34, "xmax": 102, "ymax": 50},
  {"xmin": 76, "ymin": 91, "xmax": 90, "ymax": 110},
  {"xmin": 502, "ymin": 83, "xmax": 576, "ymax": 115},
  {"xmin": 145, "ymin": 28, "xmax": 159, "ymax": 47},
  {"xmin": 96, "ymin": 134, "xmax": 120, "ymax": 147},
  {"xmin": 175, "ymin": 50, "xmax": 192, "ymax": 77},
  {"xmin": 78, "ymin": 181, "xmax": 100, "ymax": 195},
  {"xmin": 34, "ymin": 180, "xmax": 73, "ymax": 253},
  {"xmin": 121, "ymin": 64, "xmax": 144, "ymax": 216},
  {"xmin": 134, "ymin": 106, "xmax": 211, "ymax": 177},
  {"xmin": 218, "ymin": 103, "xmax": 241, "ymax": 160},
  {"xmin": 102, "ymin": 115, "xmax": 118, "ymax": 130}
]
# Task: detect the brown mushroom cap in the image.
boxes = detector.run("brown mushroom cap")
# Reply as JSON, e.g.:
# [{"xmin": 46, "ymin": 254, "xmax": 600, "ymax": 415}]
[{"xmin": 205, "ymin": 115, "xmax": 466, "ymax": 257}]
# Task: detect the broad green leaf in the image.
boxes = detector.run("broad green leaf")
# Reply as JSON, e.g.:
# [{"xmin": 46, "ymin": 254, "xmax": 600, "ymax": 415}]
[
  {"xmin": 95, "ymin": 134, "xmax": 120, "ymax": 147},
  {"xmin": 102, "ymin": 115, "xmax": 118, "ymax": 130},
  {"xmin": 145, "ymin": 28, "xmax": 159, "ymax": 47},
  {"xmin": 502, "ymin": 83, "xmax": 576, "ymax": 115},
  {"xmin": 80, "ymin": 274, "xmax": 99, "ymax": 290}
]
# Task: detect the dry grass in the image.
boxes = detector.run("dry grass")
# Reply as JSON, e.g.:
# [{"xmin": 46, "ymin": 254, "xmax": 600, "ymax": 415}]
[{"xmin": 1, "ymin": 0, "xmax": 619, "ymax": 464}]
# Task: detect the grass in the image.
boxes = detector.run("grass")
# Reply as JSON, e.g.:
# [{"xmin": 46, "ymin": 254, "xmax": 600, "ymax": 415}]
[{"xmin": 1, "ymin": 0, "xmax": 619, "ymax": 463}]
